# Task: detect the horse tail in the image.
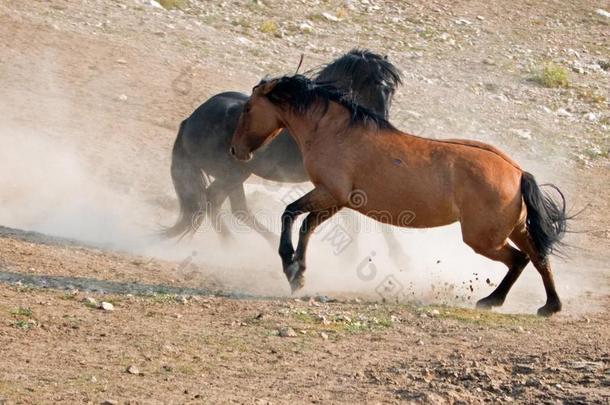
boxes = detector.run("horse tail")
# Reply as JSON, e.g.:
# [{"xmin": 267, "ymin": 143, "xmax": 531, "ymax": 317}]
[
  {"xmin": 161, "ymin": 120, "xmax": 209, "ymax": 239},
  {"xmin": 520, "ymin": 171, "xmax": 568, "ymax": 259}
]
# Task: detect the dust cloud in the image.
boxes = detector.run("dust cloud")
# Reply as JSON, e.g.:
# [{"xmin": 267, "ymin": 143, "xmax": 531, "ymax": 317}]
[
  {"xmin": 0, "ymin": 62, "xmax": 600, "ymax": 316},
  {"xmin": 0, "ymin": 122, "xmax": 598, "ymax": 314}
]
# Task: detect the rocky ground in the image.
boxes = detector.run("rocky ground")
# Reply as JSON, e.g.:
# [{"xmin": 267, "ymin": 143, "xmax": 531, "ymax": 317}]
[{"xmin": 0, "ymin": 0, "xmax": 609, "ymax": 403}]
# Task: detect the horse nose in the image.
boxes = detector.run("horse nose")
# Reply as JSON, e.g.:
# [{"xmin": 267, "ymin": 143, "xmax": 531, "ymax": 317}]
[{"xmin": 230, "ymin": 146, "xmax": 236, "ymax": 157}]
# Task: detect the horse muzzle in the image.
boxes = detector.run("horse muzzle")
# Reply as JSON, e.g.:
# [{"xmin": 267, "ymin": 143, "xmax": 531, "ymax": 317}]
[{"xmin": 229, "ymin": 145, "xmax": 253, "ymax": 161}]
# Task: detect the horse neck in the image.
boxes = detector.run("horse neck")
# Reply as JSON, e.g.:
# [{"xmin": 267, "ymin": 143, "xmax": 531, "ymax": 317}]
[{"xmin": 278, "ymin": 102, "xmax": 350, "ymax": 154}]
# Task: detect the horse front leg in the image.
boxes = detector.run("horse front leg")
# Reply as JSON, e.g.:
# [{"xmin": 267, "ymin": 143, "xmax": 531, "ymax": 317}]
[
  {"xmin": 279, "ymin": 187, "xmax": 341, "ymax": 293},
  {"xmin": 289, "ymin": 208, "xmax": 340, "ymax": 291}
]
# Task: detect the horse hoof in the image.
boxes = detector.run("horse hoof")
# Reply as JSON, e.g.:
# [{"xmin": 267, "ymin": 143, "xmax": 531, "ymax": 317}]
[
  {"xmin": 476, "ymin": 295, "xmax": 504, "ymax": 310},
  {"xmin": 285, "ymin": 262, "xmax": 299, "ymax": 281},
  {"xmin": 290, "ymin": 276, "xmax": 305, "ymax": 294},
  {"xmin": 285, "ymin": 262, "xmax": 305, "ymax": 293},
  {"xmin": 537, "ymin": 300, "xmax": 562, "ymax": 317}
]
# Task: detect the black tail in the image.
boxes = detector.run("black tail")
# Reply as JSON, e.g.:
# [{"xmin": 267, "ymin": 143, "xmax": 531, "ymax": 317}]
[
  {"xmin": 520, "ymin": 172, "xmax": 568, "ymax": 258},
  {"xmin": 161, "ymin": 120, "xmax": 209, "ymax": 239}
]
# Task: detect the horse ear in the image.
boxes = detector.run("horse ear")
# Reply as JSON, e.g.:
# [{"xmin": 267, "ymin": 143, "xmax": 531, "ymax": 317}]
[{"xmin": 255, "ymin": 79, "xmax": 278, "ymax": 95}]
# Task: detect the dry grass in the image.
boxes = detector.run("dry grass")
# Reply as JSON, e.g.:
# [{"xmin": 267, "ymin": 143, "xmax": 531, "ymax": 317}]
[{"xmin": 535, "ymin": 63, "xmax": 569, "ymax": 88}]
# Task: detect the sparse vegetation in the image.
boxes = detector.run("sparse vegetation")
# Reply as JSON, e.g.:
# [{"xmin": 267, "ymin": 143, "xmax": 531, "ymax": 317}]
[
  {"xmin": 576, "ymin": 87, "xmax": 607, "ymax": 105},
  {"xmin": 534, "ymin": 63, "xmax": 569, "ymax": 88},
  {"xmin": 259, "ymin": 20, "xmax": 278, "ymax": 35},
  {"xmin": 158, "ymin": 0, "xmax": 188, "ymax": 10},
  {"xmin": 11, "ymin": 306, "xmax": 33, "ymax": 317},
  {"xmin": 429, "ymin": 305, "xmax": 543, "ymax": 327},
  {"xmin": 11, "ymin": 306, "xmax": 35, "ymax": 330},
  {"xmin": 12, "ymin": 319, "xmax": 32, "ymax": 330},
  {"xmin": 287, "ymin": 307, "xmax": 395, "ymax": 335}
]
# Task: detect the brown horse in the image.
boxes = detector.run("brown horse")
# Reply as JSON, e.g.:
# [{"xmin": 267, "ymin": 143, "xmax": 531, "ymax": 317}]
[{"xmin": 230, "ymin": 74, "xmax": 568, "ymax": 316}]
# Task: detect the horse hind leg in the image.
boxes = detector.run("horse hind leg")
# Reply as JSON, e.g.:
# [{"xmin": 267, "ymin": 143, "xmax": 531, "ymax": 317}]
[
  {"xmin": 205, "ymin": 178, "xmax": 239, "ymax": 240},
  {"xmin": 509, "ymin": 224, "xmax": 562, "ymax": 316},
  {"xmin": 459, "ymin": 201, "xmax": 529, "ymax": 309},
  {"xmin": 228, "ymin": 185, "xmax": 279, "ymax": 246},
  {"xmin": 473, "ymin": 242, "xmax": 529, "ymax": 310},
  {"xmin": 460, "ymin": 218, "xmax": 529, "ymax": 309}
]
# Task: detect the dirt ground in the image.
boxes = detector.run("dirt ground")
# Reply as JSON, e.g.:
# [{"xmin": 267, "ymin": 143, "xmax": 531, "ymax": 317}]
[{"xmin": 0, "ymin": 0, "xmax": 609, "ymax": 403}]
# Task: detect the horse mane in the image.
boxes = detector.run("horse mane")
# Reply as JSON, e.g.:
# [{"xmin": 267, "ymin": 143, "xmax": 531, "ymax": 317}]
[
  {"xmin": 314, "ymin": 48, "xmax": 402, "ymax": 91},
  {"xmin": 261, "ymin": 74, "xmax": 397, "ymax": 131},
  {"xmin": 311, "ymin": 49, "xmax": 402, "ymax": 118}
]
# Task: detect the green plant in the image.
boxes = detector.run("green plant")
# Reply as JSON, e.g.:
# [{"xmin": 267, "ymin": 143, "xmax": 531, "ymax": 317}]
[
  {"xmin": 158, "ymin": 0, "xmax": 187, "ymax": 10},
  {"xmin": 259, "ymin": 20, "xmax": 278, "ymax": 35},
  {"xmin": 535, "ymin": 63, "xmax": 569, "ymax": 88},
  {"xmin": 11, "ymin": 307, "xmax": 32, "ymax": 317},
  {"xmin": 13, "ymin": 320, "xmax": 32, "ymax": 330}
]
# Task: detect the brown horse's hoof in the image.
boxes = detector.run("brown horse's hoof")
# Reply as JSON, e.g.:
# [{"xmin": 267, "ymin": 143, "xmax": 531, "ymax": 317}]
[
  {"xmin": 476, "ymin": 295, "xmax": 504, "ymax": 310},
  {"xmin": 537, "ymin": 300, "xmax": 562, "ymax": 317}
]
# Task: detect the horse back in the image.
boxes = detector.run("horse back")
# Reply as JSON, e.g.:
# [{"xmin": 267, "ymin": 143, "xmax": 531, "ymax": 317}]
[{"xmin": 443, "ymin": 138, "xmax": 521, "ymax": 170}]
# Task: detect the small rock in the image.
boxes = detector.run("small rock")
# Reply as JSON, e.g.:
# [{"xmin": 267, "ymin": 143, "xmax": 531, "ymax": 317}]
[
  {"xmin": 511, "ymin": 128, "xmax": 532, "ymax": 140},
  {"xmin": 116, "ymin": 59, "xmax": 127, "ymax": 65},
  {"xmin": 539, "ymin": 105, "xmax": 553, "ymax": 114},
  {"xmin": 405, "ymin": 110, "xmax": 422, "ymax": 119},
  {"xmin": 299, "ymin": 22, "xmax": 314, "ymax": 33},
  {"xmin": 584, "ymin": 112, "xmax": 599, "ymax": 122},
  {"xmin": 126, "ymin": 365, "xmax": 140, "ymax": 375},
  {"xmin": 320, "ymin": 332, "xmax": 329, "ymax": 340},
  {"xmin": 83, "ymin": 297, "xmax": 98, "ymax": 307},
  {"xmin": 236, "ymin": 37, "xmax": 252, "ymax": 46},
  {"xmin": 321, "ymin": 12, "xmax": 340, "ymax": 22},
  {"xmin": 117, "ymin": 94, "xmax": 128, "ymax": 102},
  {"xmin": 428, "ymin": 309, "xmax": 441, "ymax": 317},
  {"xmin": 315, "ymin": 295, "xmax": 331, "ymax": 303},
  {"xmin": 101, "ymin": 401, "xmax": 118, "ymax": 405},
  {"xmin": 278, "ymin": 327, "xmax": 298, "ymax": 337},
  {"xmin": 417, "ymin": 339, "xmax": 425, "ymax": 346},
  {"xmin": 147, "ymin": 0, "xmax": 163, "ymax": 9},
  {"xmin": 555, "ymin": 108, "xmax": 572, "ymax": 118},
  {"xmin": 513, "ymin": 364, "xmax": 535, "ymax": 374},
  {"xmin": 595, "ymin": 9, "xmax": 610, "ymax": 19},
  {"xmin": 100, "ymin": 302, "xmax": 114, "ymax": 311},
  {"xmin": 317, "ymin": 315, "xmax": 331, "ymax": 325},
  {"xmin": 455, "ymin": 18, "xmax": 472, "ymax": 25}
]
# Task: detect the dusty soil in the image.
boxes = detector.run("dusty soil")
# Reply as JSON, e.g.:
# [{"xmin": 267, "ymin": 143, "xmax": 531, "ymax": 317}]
[{"xmin": 0, "ymin": 0, "xmax": 609, "ymax": 403}]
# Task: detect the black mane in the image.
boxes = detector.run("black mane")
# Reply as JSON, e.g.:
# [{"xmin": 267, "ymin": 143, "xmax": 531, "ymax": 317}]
[
  {"xmin": 314, "ymin": 48, "xmax": 402, "ymax": 93},
  {"xmin": 311, "ymin": 48, "xmax": 402, "ymax": 119},
  {"xmin": 261, "ymin": 74, "xmax": 396, "ymax": 131}
]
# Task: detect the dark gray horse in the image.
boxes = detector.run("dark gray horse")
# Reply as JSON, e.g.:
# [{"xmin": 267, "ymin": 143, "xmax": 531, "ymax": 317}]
[{"xmin": 164, "ymin": 49, "xmax": 407, "ymax": 262}]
